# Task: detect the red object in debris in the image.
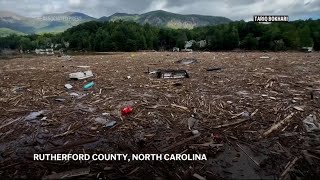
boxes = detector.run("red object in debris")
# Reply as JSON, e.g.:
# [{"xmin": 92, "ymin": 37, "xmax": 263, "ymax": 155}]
[
  {"xmin": 212, "ymin": 133, "xmax": 223, "ymax": 143},
  {"xmin": 121, "ymin": 106, "xmax": 133, "ymax": 115}
]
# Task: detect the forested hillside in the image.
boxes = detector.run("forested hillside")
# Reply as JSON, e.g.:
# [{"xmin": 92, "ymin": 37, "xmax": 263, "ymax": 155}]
[
  {"xmin": 0, "ymin": 10, "xmax": 231, "ymax": 34},
  {"xmin": 0, "ymin": 19, "xmax": 319, "ymax": 51}
]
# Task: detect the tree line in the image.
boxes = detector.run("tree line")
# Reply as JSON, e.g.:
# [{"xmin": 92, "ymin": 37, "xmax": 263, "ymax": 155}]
[{"xmin": 0, "ymin": 19, "xmax": 319, "ymax": 52}]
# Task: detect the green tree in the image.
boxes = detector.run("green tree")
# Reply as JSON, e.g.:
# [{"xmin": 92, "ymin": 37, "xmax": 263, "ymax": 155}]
[
  {"xmin": 223, "ymin": 26, "xmax": 239, "ymax": 50},
  {"xmin": 299, "ymin": 26, "xmax": 313, "ymax": 47},
  {"xmin": 313, "ymin": 31, "xmax": 320, "ymax": 51},
  {"xmin": 283, "ymin": 31, "xmax": 300, "ymax": 49},
  {"xmin": 19, "ymin": 37, "xmax": 32, "ymax": 50},
  {"xmin": 111, "ymin": 30, "xmax": 126, "ymax": 51},
  {"xmin": 241, "ymin": 33, "xmax": 258, "ymax": 50},
  {"xmin": 176, "ymin": 32, "xmax": 188, "ymax": 49},
  {"xmin": 126, "ymin": 39, "xmax": 137, "ymax": 51}
]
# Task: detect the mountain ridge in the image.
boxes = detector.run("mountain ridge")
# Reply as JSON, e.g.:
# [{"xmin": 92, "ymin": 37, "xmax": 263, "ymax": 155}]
[
  {"xmin": 102, "ymin": 10, "xmax": 232, "ymax": 29},
  {"xmin": 0, "ymin": 10, "xmax": 232, "ymax": 35}
]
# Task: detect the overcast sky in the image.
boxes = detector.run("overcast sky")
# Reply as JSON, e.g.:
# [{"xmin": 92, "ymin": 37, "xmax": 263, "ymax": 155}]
[{"xmin": 0, "ymin": 0, "xmax": 319, "ymax": 21}]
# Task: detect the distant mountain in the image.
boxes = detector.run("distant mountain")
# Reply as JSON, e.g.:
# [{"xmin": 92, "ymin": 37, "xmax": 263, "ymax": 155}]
[
  {"xmin": 0, "ymin": 10, "xmax": 232, "ymax": 35},
  {"xmin": 41, "ymin": 12, "xmax": 95, "ymax": 22},
  {"xmin": 0, "ymin": 11, "xmax": 95, "ymax": 34},
  {"xmin": 100, "ymin": 12, "xmax": 140, "ymax": 22},
  {"xmin": 0, "ymin": 11, "xmax": 35, "ymax": 34},
  {"xmin": 0, "ymin": 11, "xmax": 27, "ymax": 20},
  {"xmin": 101, "ymin": 10, "xmax": 232, "ymax": 29},
  {"xmin": 35, "ymin": 12, "xmax": 95, "ymax": 34}
]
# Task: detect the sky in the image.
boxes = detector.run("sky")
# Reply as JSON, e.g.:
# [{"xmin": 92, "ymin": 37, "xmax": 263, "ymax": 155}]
[{"xmin": 0, "ymin": 0, "xmax": 319, "ymax": 21}]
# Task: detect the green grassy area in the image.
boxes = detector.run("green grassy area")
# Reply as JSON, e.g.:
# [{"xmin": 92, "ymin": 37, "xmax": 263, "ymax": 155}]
[
  {"xmin": 110, "ymin": 15, "xmax": 140, "ymax": 22},
  {"xmin": 0, "ymin": 28, "xmax": 25, "ymax": 37},
  {"xmin": 35, "ymin": 26, "xmax": 70, "ymax": 34},
  {"xmin": 166, "ymin": 20, "xmax": 195, "ymax": 29}
]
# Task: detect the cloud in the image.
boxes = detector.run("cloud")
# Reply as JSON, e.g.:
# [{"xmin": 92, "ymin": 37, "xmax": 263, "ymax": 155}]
[
  {"xmin": 0, "ymin": 0, "xmax": 319, "ymax": 20},
  {"xmin": 69, "ymin": 0, "xmax": 81, "ymax": 6},
  {"xmin": 145, "ymin": 0, "xmax": 168, "ymax": 12}
]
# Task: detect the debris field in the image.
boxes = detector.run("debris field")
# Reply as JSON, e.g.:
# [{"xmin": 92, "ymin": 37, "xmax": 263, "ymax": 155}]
[{"xmin": 0, "ymin": 52, "xmax": 320, "ymax": 179}]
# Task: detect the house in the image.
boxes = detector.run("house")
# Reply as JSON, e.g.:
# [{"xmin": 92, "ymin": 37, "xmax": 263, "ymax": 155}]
[
  {"xmin": 181, "ymin": 49, "xmax": 193, "ymax": 52},
  {"xmin": 173, "ymin": 47, "xmax": 180, "ymax": 52},
  {"xmin": 54, "ymin": 44, "xmax": 62, "ymax": 49},
  {"xmin": 46, "ymin": 49, "xmax": 54, "ymax": 55},
  {"xmin": 198, "ymin": 40, "xmax": 207, "ymax": 48},
  {"xmin": 35, "ymin": 48, "xmax": 54, "ymax": 55},
  {"xmin": 185, "ymin": 40, "xmax": 196, "ymax": 49},
  {"xmin": 302, "ymin": 47, "xmax": 313, "ymax": 53},
  {"xmin": 184, "ymin": 40, "xmax": 207, "ymax": 50},
  {"xmin": 35, "ymin": 49, "xmax": 45, "ymax": 55}
]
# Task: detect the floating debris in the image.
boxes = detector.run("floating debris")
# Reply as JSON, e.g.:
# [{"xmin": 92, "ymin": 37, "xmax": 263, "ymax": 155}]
[
  {"xmin": 206, "ymin": 67, "xmax": 222, "ymax": 71},
  {"xmin": 303, "ymin": 114, "xmax": 320, "ymax": 132},
  {"xmin": 83, "ymin": 82, "xmax": 94, "ymax": 90},
  {"xmin": 55, "ymin": 98, "xmax": 66, "ymax": 102},
  {"xmin": 75, "ymin": 104, "xmax": 96, "ymax": 113},
  {"xmin": 69, "ymin": 70, "xmax": 93, "ymax": 80},
  {"xmin": 105, "ymin": 120, "xmax": 117, "ymax": 128},
  {"xmin": 12, "ymin": 86, "xmax": 25, "ymax": 93},
  {"xmin": 25, "ymin": 111, "xmax": 45, "ymax": 121},
  {"xmin": 65, "ymin": 84, "xmax": 73, "ymax": 89},
  {"xmin": 192, "ymin": 130, "xmax": 200, "ymax": 135},
  {"xmin": 2, "ymin": 52, "xmax": 320, "ymax": 179},
  {"xmin": 76, "ymin": 66, "xmax": 90, "ymax": 68},
  {"xmin": 121, "ymin": 106, "xmax": 133, "ymax": 115},
  {"xmin": 42, "ymin": 167, "xmax": 90, "ymax": 180},
  {"xmin": 293, "ymin": 106, "xmax": 305, "ymax": 112},
  {"xmin": 176, "ymin": 58, "xmax": 198, "ymax": 65},
  {"xmin": 154, "ymin": 69, "xmax": 190, "ymax": 79},
  {"xmin": 95, "ymin": 117, "xmax": 107, "ymax": 125},
  {"xmin": 70, "ymin": 92, "xmax": 79, "ymax": 97},
  {"xmin": 188, "ymin": 117, "xmax": 198, "ymax": 130}
]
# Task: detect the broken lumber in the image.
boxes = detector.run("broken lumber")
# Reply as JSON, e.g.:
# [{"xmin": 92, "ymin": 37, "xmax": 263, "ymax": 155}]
[
  {"xmin": 280, "ymin": 157, "xmax": 299, "ymax": 178},
  {"xmin": 193, "ymin": 173, "xmax": 206, "ymax": 180},
  {"xmin": 212, "ymin": 118, "xmax": 249, "ymax": 129},
  {"xmin": 171, "ymin": 104, "xmax": 189, "ymax": 111},
  {"xmin": 0, "ymin": 118, "xmax": 21, "ymax": 130},
  {"xmin": 236, "ymin": 143, "xmax": 260, "ymax": 167},
  {"xmin": 42, "ymin": 167, "xmax": 90, "ymax": 180},
  {"xmin": 261, "ymin": 113, "xmax": 295, "ymax": 138},
  {"xmin": 160, "ymin": 134, "xmax": 200, "ymax": 152},
  {"xmin": 43, "ymin": 138, "xmax": 99, "ymax": 153}
]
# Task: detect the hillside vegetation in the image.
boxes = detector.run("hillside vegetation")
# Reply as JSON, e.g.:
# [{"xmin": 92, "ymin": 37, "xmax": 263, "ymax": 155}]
[
  {"xmin": 0, "ymin": 20, "xmax": 319, "ymax": 51},
  {"xmin": 0, "ymin": 28, "xmax": 25, "ymax": 37},
  {"xmin": 0, "ymin": 10, "xmax": 231, "ymax": 34}
]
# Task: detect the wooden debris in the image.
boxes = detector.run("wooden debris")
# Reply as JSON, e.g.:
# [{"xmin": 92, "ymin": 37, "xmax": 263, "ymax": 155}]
[
  {"xmin": 42, "ymin": 138, "xmax": 99, "ymax": 153},
  {"xmin": 190, "ymin": 143, "xmax": 223, "ymax": 148},
  {"xmin": 212, "ymin": 118, "xmax": 249, "ymax": 129},
  {"xmin": 42, "ymin": 167, "xmax": 90, "ymax": 180},
  {"xmin": 280, "ymin": 157, "xmax": 299, "ymax": 178},
  {"xmin": 0, "ymin": 117, "xmax": 21, "ymax": 130},
  {"xmin": 251, "ymin": 109, "xmax": 259, "ymax": 117},
  {"xmin": 104, "ymin": 166, "xmax": 113, "ymax": 171},
  {"xmin": 171, "ymin": 104, "xmax": 189, "ymax": 111},
  {"xmin": 231, "ymin": 112, "xmax": 243, "ymax": 119},
  {"xmin": 127, "ymin": 167, "xmax": 140, "ymax": 176},
  {"xmin": 1, "ymin": 52, "xmax": 320, "ymax": 179},
  {"xmin": 193, "ymin": 173, "xmax": 206, "ymax": 180},
  {"xmin": 236, "ymin": 143, "xmax": 260, "ymax": 167},
  {"xmin": 293, "ymin": 106, "xmax": 304, "ymax": 112},
  {"xmin": 261, "ymin": 113, "xmax": 295, "ymax": 137},
  {"xmin": 160, "ymin": 134, "xmax": 200, "ymax": 152}
]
